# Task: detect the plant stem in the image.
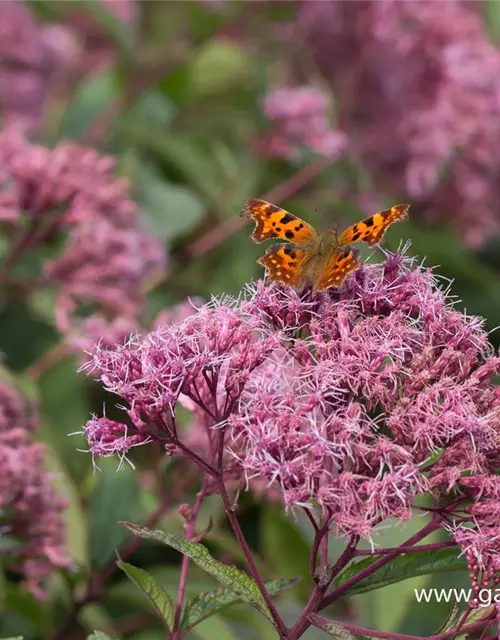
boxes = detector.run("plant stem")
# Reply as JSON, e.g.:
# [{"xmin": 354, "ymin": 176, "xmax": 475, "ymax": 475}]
[
  {"xmin": 288, "ymin": 535, "xmax": 359, "ymax": 640},
  {"xmin": 309, "ymin": 517, "xmax": 331, "ymax": 580},
  {"xmin": 216, "ymin": 477, "xmax": 289, "ymax": 637},
  {"xmin": 172, "ymin": 479, "xmax": 209, "ymax": 637},
  {"xmin": 308, "ymin": 614, "xmax": 495, "ymax": 640},
  {"xmin": 321, "ymin": 515, "xmax": 442, "ymax": 608},
  {"xmin": 354, "ymin": 540, "xmax": 456, "ymax": 556}
]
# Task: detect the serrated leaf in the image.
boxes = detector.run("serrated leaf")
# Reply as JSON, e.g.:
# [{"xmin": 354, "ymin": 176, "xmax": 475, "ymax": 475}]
[
  {"xmin": 117, "ymin": 560, "xmax": 174, "ymax": 630},
  {"xmin": 182, "ymin": 576, "xmax": 300, "ymax": 631},
  {"xmin": 86, "ymin": 632, "xmax": 113, "ymax": 640},
  {"xmin": 333, "ymin": 547, "xmax": 465, "ymax": 596},
  {"xmin": 309, "ymin": 615, "xmax": 358, "ymax": 640},
  {"xmin": 121, "ymin": 523, "xmax": 276, "ymax": 624}
]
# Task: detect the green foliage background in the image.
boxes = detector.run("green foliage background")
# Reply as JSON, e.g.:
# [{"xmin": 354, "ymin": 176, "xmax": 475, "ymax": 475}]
[{"xmin": 2, "ymin": 1, "xmax": 500, "ymax": 638}]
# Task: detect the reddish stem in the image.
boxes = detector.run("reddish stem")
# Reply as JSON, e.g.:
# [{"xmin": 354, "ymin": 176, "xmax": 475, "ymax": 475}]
[
  {"xmin": 309, "ymin": 517, "xmax": 331, "ymax": 579},
  {"xmin": 216, "ymin": 477, "xmax": 289, "ymax": 637},
  {"xmin": 354, "ymin": 540, "xmax": 456, "ymax": 556},
  {"xmin": 309, "ymin": 614, "xmax": 495, "ymax": 640},
  {"xmin": 172, "ymin": 479, "xmax": 209, "ymax": 637},
  {"xmin": 321, "ymin": 516, "xmax": 442, "ymax": 609},
  {"xmin": 288, "ymin": 535, "xmax": 359, "ymax": 640}
]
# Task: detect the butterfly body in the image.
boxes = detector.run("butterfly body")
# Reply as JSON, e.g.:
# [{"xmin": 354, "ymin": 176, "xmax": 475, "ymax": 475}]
[{"xmin": 241, "ymin": 199, "xmax": 409, "ymax": 292}]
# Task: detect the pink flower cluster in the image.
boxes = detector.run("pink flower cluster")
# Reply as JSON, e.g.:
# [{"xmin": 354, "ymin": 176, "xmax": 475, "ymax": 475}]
[
  {"xmin": 83, "ymin": 300, "xmax": 282, "ymax": 460},
  {"xmin": 83, "ymin": 250, "xmax": 500, "ymax": 591},
  {"xmin": 299, "ymin": 0, "xmax": 500, "ymax": 246},
  {"xmin": 0, "ymin": 0, "xmax": 136, "ymax": 133},
  {"xmin": 0, "ymin": 382, "xmax": 69, "ymax": 599},
  {"xmin": 0, "ymin": 1, "xmax": 59, "ymax": 133},
  {"xmin": 231, "ymin": 260, "xmax": 500, "ymax": 545},
  {"xmin": 261, "ymin": 86, "xmax": 348, "ymax": 161},
  {"xmin": 0, "ymin": 127, "xmax": 165, "ymax": 345}
]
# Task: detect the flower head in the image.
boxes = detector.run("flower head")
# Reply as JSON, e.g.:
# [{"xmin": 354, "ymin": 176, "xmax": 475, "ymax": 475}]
[{"xmin": 83, "ymin": 250, "xmax": 500, "ymax": 582}]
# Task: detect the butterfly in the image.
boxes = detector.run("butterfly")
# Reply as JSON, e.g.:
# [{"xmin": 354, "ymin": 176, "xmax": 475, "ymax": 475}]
[{"xmin": 240, "ymin": 199, "xmax": 410, "ymax": 292}]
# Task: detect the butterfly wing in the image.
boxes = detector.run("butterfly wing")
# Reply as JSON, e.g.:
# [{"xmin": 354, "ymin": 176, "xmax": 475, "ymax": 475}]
[
  {"xmin": 241, "ymin": 199, "xmax": 318, "ymax": 245},
  {"xmin": 257, "ymin": 243, "xmax": 310, "ymax": 288},
  {"xmin": 338, "ymin": 204, "xmax": 410, "ymax": 247},
  {"xmin": 312, "ymin": 247, "xmax": 361, "ymax": 292}
]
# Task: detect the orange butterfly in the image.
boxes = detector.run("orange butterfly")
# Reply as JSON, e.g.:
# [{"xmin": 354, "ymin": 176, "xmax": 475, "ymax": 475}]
[{"xmin": 240, "ymin": 199, "xmax": 410, "ymax": 292}]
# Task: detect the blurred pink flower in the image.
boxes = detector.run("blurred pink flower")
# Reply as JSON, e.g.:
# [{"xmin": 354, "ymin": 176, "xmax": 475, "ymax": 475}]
[
  {"xmin": 48, "ymin": 0, "xmax": 137, "ymax": 78},
  {"xmin": 0, "ymin": 1, "xmax": 59, "ymax": 132},
  {"xmin": 0, "ymin": 382, "xmax": 69, "ymax": 599},
  {"xmin": 300, "ymin": 0, "xmax": 500, "ymax": 246},
  {"xmin": 261, "ymin": 86, "xmax": 348, "ymax": 161},
  {"xmin": 0, "ymin": 127, "xmax": 166, "ymax": 343}
]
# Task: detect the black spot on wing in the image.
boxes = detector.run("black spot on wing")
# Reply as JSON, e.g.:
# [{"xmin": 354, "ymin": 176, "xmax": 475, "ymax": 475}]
[
  {"xmin": 280, "ymin": 213, "xmax": 294, "ymax": 224},
  {"xmin": 285, "ymin": 230, "xmax": 295, "ymax": 239},
  {"xmin": 364, "ymin": 217, "xmax": 375, "ymax": 227}
]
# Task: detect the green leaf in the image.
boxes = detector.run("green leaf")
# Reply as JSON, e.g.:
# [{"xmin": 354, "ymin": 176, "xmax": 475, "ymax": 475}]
[
  {"xmin": 121, "ymin": 523, "xmax": 277, "ymax": 624},
  {"xmin": 186, "ymin": 39, "xmax": 255, "ymax": 100},
  {"xmin": 182, "ymin": 577, "xmax": 300, "ymax": 631},
  {"xmin": 261, "ymin": 505, "xmax": 309, "ymax": 597},
  {"xmin": 190, "ymin": 616, "xmax": 238, "ymax": 640},
  {"xmin": 119, "ymin": 122, "xmax": 222, "ymax": 205},
  {"xmin": 58, "ymin": 70, "xmax": 118, "ymax": 140},
  {"xmin": 3, "ymin": 586, "xmax": 50, "ymax": 637},
  {"xmin": 0, "ymin": 637, "xmax": 24, "ymax": 640},
  {"xmin": 136, "ymin": 165, "xmax": 206, "ymax": 242},
  {"xmin": 0, "ymin": 301, "xmax": 57, "ymax": 371},
  {"xmin": 117, "ymin": 560, "xmax": 174, "ymax": 630},
  {"xmin": 484, "ymin": 0, "xmax": 500, "ymax": 43},
  {"xmin": 333, "ymin": 546, "xmax": 465, "ymax": 596},
  {"xmin": 89, "ymin": 463, "xmax": 141, "ymax": 569},
  {"xmin": 86, "ymin": 632, "xmax": 113, "ymax": 640},
  {"xmin": 434, "ymin": 602, "xmax": 462, "ymax": 634},
  {"xmin": 309, "ymin": 615, "xmax": 358, "ymax": 640},
  {"xmin": 0, "ymin": 536, "xmax": 23, "ymax": 552},
  {"xmin": 38, "ymin": 356, "xmax": 91, "ymax": 485}
]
